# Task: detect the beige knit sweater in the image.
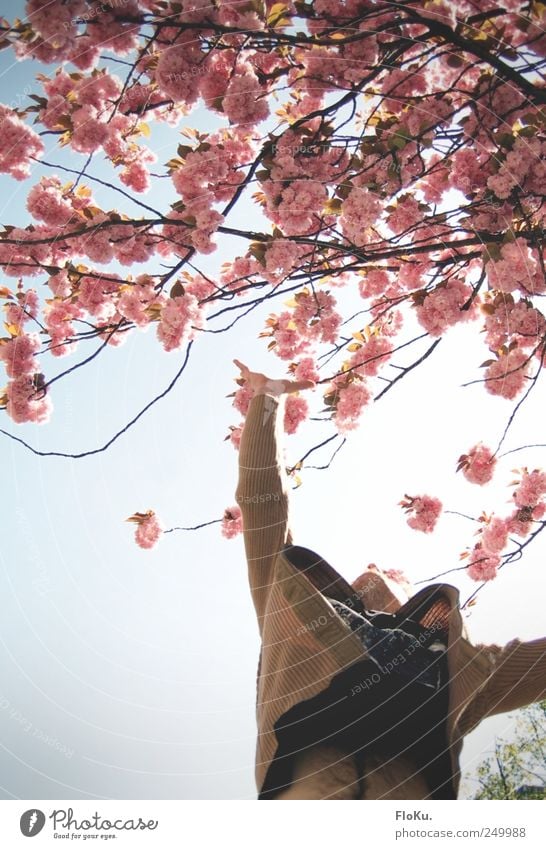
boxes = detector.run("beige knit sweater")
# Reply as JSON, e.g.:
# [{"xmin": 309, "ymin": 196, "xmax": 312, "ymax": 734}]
[{"xmin": 235, "ymin": 391, "xmax": 546, "ymax": 799}]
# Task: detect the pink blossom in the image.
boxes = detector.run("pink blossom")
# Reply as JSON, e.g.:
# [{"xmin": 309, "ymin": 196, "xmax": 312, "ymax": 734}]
[
  {"xmin": 228, "ymin": 424, "xmax": 243, "ymax": 450},
  {"xmin": 459, "ymin": 443, "xmax": 497, "ymax": 485},
  {"xmin": 0, "ymin": 105, "xmax": 44, "ymax": 180},
  {"xmin": 480, "ymin": 516, "xmax": 509, "ymax": 555},
  {"xmin": 77, "ymin": 274, "xmax": 120, "ymax": 320},
  {"xmin": 120, "ymin": 161, "xmax": 151, "ymax": 193},
  {"xmin": 340, "ymin": 187, "xmax": 382, "ymax": 246},
  {"xmin": 267, "ymin": 179, "xmax": 327, "ymax": 236},
  {"xmin": 294, "ymin": 357, "xmax": 320, "ymax": 383},
  {"xmin": 222, "ymin": 69, "xmax": 269, "ymax": 126},
  {"xmin": 221, "ymin": 505, "xmax": 243, "ymax": 539},
  {"xmin": 284, "ymin": 394, "xmax": 309, "ymax": 434},
  {"xmin": 4, "ymin": 289, "xmax": 39, "ymax": 328},
  {"xmin": 349, "ymin": 335, "xmax": 392, "ymax": 377},
  {"xmin": 402, "ymin": 494, "xmax": 442, "ymax": 534},
  {"xmin": 484, "ymin": 348, "xmax": 529, "ymax": 400},
  {"xmin": 5, "ymin": 374, "xmax": 52, "ymax": 425},
  {"xmin": 233, "ymin": 383, "xmax": 254, "ymax": 417},
  {"xmin": 0, "ymin": 333, "xmax": 41, "ymax": 378},
  {"xmin": 382, "ymin": 567, "xmax": 411, "ymax": 587},
  {"xmin": 487, "ymin": 238, "xmax": 539, "ymax": 294},
  {"xmin": 358, "ymin": 268, "xmax": 391, "ymax": 299},
  {"xmin": 507, "ymin": 507, "xmax": 534, "ymax": 538},
  {"xmin": 134, "ymin": 511, "xmax": 163, "ymax": 550},
  {"xmin": 117, "ymin": 280, "xmax": 157, "ymax": 328},
  {"xmin": 484, "ymin": 297, "xmax": 546, "ymax": 351},
  {"xmin": 333, "ymin": 381, "xmax": 371, "ymax": 433},
  {"xmin": 467, "ymin": 546, "xmax": 500, "ymax": 582},
  {"xmin": 414, "ymin": 278, "xmax": 477, "ymax": 336},
  {"xmin": 513, "ymin": 469, "xmax": 546, "ymax": 508},
  {"xmin": 272, "ymin": 311, "xmax": 311, "ymax": 360},
  {"xmin": 43, "ymin": 299, "xmax": 84, "ymax": 357},
  {"xmin": 156, "ymin": 293, "xmax": 204, "ymax": 352},
  {"xmin": 26, "ymin": 177, "xmax": 76, "ymax": 228},
  {"xmin": 387, "ymin": 194, "xmax": 422, "ymax": 236}
]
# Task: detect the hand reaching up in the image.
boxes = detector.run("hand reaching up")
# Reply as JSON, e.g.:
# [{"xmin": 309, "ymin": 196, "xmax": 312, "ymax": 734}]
[{"xmin": 233, "ymin": 359, "xmax": 315, "ymax": 397}]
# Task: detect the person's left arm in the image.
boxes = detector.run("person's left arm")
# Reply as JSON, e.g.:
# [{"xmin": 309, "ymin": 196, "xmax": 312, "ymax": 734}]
[{"xmin": 469, "ymin": 636, "xmax": 546, "ymax": 720}]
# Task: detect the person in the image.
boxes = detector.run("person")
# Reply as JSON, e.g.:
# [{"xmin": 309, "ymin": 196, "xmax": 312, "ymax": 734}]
[{"xmin": 233, "ymin": 358, "xmax": 546, "ymax": 800}]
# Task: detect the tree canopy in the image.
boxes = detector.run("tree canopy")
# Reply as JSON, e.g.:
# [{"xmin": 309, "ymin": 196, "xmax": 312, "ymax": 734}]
[{"xmin": 0, "ymin": 0, "xmax": 545, "ymax": 586}]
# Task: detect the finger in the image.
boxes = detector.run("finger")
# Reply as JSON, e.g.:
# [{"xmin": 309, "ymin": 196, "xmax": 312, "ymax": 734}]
[{"xmin": 233, "ymin": 358, "xmax": 248, "ymax": 376}]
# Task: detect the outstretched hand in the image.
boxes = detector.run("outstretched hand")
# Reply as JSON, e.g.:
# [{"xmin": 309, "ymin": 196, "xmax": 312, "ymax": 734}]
[{"xmin": 233, "ymin": 359, "xmax": 316, "ymax": 397}]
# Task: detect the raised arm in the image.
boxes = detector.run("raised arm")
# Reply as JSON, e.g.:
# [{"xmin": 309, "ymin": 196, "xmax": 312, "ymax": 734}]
[
  {"xmin": 233, "ymin": 360, "xmax": 314, "ymax": 630},
  {"xmin": 465, "ymin": 636, "xmax": 546, "ymax": 726}
]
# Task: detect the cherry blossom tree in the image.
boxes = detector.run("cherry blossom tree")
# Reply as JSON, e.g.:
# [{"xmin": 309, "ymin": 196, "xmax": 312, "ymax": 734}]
[{"xmin": 0, "ymin": 0, "xmax": 545, "ymax": 594}]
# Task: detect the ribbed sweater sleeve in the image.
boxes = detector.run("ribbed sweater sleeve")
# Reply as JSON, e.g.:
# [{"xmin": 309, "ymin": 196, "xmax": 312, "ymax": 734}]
[
  {"xmin": 235, "ymin": 392, "xmax": 294, "ymax": 629},
  {"xmin": 469, "ymin": 636, "xmax": 546, "ymax": 722}
]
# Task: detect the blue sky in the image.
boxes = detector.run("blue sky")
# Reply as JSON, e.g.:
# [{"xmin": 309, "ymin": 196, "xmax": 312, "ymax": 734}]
[{"xmin": 1, "ymin": 3, "xmax": 545, "ymax": 800}]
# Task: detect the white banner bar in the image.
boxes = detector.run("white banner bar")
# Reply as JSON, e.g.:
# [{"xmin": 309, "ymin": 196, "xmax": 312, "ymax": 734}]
[{"xmin": 1, "ymin": 799, "xmax": 544, "ymax": 848}]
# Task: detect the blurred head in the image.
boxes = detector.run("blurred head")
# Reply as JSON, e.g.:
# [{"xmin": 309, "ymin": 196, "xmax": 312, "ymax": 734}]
[{"xmin": 351, "ymin": 564, "xmax": 412, "ymax": 614}]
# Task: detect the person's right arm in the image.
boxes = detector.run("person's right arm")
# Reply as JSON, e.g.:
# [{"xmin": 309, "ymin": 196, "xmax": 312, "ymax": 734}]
[{"xmin": 233, "ymin": 360, "xmax": 315, "ymax": 632}]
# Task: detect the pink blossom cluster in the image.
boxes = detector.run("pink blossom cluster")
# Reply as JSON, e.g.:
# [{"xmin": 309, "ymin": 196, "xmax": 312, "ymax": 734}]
[
  {"xmin": 3, "ymin": 287, "xmax": 39, "ymax": 329},
  {"xmin": 271, "ymin": 311, "xmax": 312, "ymax": 360},
  {"xmin": 487, "ymin": 136, "xmax": 545, "ymax": 200},
  {"xmin": 483, "ymin": 297, "xmax": 546, "ymax": 351},
  {"xmin": 20, "ymin": 0, "xmax": 140, "ymax": 66},
  {"xmin": 380, "ymin": 67, "xmax": 427, "ymax": 114},
  {"xmin": 134, "ymin": 511, "xmax": 163, "ymax": 550},
  {"xmin": 484, "ymin": 348, "xmax": 530, "ymax": 400},
  {"xmin": 43, "ymin": 298, "xmax": 84, "ymax": 358},
  {"xmin": 397, "ymin": 261, "xmax": 432, "ymax": 291},
  {"xmin": 0, "ymin": 105, "xmax": 44, "ymax": 180},
  {"xmin": 223, "ymin": 68, "xmax": 269, "ymax": 126},
  {"xmin": 513, "ymin": 469, "xmax": 546, "ymax": 508},
  {"xmin": 449, "ymin": 149, "xmax": 488, "ymax": 196},
  {"xmin": 340, "ymin": 187, "xmax": 382, "ymax": 246},
  {"xmin": 402, "ymin": 495, "xmax": 442, "ymax": 534},
  {"xmin": 284, "ymin": 394, "xmax": 309, "ymax": 435},
  {"xmin": 0, "ymin": 332, "xmax": 41, "ymax": 378},
  {"xmin": 117, "ymin": 277, "xmax": 161, "ymax": 328},
  {"xmin": 358, "ymin": 268, "xmax": 391, "ymax": 299},
  {"xmin": 466, "ymin": 546, "xmax": 501, "ymax": 582},
  {"xmin": 0, "ymin": 328, "xmax": 51, "ymax": 424},
  {"xmin": 26, "ymin": 177, "xmax": 84, "ymax": 228},
  {"xmin": 332, "ymin": 380, "xmax": 372, "ymax": 434},
  {"xmin": 156, "ymin": 293, "xmax": 205, "ymax": 352},
  {"xmin": 221, "ymin": 505, "xmax": 243, "ymax": 539},
  {"xmin": 263, "ymin": 240, "xmax": 301, "ymax": 282},
  {"xmin": 458, "ymin": 443, "xmax": 497, "ymax": 485},
  {"xmin": 233, "ymin": 382, "xmax": 254, "ymax": 417},
  {"xmin": 292, "ymin": 290, "xmax": 342, "ymax": 346},
  {"xmin": 486, "ymin": 238, "xmax": 540, "ymax": 296},
  {"xmin": 294, "ymin": 357, "xmax": 320, "ymax": 384},
  {"xmin": 38, "ymin": 70, "xmax": 155, "ymax": 189},
  {"xmin": 264, "ymin": 179, "xmax": 328, "ymax": 236},
  {"xmin": 414, "ymin": 278, "xmax": 477, "ymax": 336},
  {"xmin": 387, "ymin": 194, "xmax": 422, "ymax": 236},
  {"xmin": 348, "ymin": 335, "xmax": 392, "ymax": 377}
]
